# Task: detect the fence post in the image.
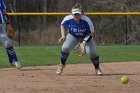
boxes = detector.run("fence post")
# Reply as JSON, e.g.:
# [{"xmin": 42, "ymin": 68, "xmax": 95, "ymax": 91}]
[
  {"xmin": 125, "ymin": 15, "xmax": 128, "ymax": 45},
  {"xmin": 16, "ymin": 0, "xmax": 21, "ymax": 46}
]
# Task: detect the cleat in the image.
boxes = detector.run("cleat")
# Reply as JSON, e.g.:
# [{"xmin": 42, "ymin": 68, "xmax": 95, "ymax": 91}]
[
  {"xmin": 56, "ymin": 64, "xmax": 65, "ymax": 75},
  {"xmin": 10, "ymin": 61, "xmax": 22, "ymax": 69},
  {"xmin": 95, "ymin": 68, "xmax": 103, "ymax": 75}
]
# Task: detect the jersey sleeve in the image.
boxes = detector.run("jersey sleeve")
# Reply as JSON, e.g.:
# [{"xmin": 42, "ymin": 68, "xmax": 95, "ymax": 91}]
[
  {"xmin": 83, "ymin": 16, "xmax": 94, "ymax": 33},
  {"xmin": 61, "ymin": 15, "xmax": 71, "ymax": 28},
  {"xmin": 1, "ymin": 0, "xmax": 6, "ymax": 9}
]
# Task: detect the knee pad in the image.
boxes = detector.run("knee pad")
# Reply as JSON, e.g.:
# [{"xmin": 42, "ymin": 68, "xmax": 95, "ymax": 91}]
[
  {"xmin": 6, "ymin": 46, "xmax": 18, "ymax": 63},
  {"xmin": 90, "ymin": 53, "xmax": 98, "ymax": 58},
  {"xmin": 60, "ymin": 50, "xmax": 69, "ymax": 59},
  {"xmin": 91, "ymin": 55, "xmax": 99, "ymax": 63},
  {"xmin": 61, "ymin": 47, "xmax": 70, "ymax": 53}
]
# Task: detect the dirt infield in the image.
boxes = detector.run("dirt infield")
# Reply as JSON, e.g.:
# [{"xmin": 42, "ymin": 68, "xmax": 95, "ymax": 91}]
[{"xmin": 0, "ymin": 62, "xmax": 140, "ymax": 93}]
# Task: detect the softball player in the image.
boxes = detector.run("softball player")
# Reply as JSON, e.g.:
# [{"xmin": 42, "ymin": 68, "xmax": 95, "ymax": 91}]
[
  {"xmin": 56, "ymin": 4, "xmax": 103, "ymax": 75},
  {"xmin": 0, "ymin": 0, "xmax": 21, "ymax": 69}
]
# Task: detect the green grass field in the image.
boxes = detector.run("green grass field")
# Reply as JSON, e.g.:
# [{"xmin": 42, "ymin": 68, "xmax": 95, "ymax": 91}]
[{"xmin": 0, "ymin": 45, "xmax": 140, "ymax": 68}]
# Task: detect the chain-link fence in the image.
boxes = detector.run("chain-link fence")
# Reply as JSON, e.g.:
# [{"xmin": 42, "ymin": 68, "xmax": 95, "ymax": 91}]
[{"xmin": 3, "ymin": 0, "xmax": 140, "ymax": 46}]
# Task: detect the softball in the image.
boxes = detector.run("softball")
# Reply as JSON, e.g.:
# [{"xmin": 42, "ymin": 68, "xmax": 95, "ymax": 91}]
[{"xmin": 121, "ymin": 76, "xmax": 129, "ymax": 84}]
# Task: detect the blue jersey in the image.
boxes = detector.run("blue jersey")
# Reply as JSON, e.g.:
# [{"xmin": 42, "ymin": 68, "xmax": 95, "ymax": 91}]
[
  {"xmin": 0, "ymin": 0, "xmax": 6, "ymax": 23},
  {"xmin": 61, "ymin": 14, "xmax": 94, "ymax": 38}
]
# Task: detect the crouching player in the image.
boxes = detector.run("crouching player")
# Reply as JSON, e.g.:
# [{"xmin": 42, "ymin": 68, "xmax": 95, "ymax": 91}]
[{"xmin": 56, "ymin": 4, "xmax": 103, "ymax": 75}]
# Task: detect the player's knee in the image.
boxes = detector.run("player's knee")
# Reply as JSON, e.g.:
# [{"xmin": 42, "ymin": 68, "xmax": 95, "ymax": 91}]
[
  {"xmin": 60, "ymin": 50, "xmax": 69, "ymax": 59},
  {"xmin": 4, "ymin": 41, "xmax": 12, "ymax": 48},
  {"xmin": 62, "ymin": 47, "xmax": 70, "ymax": 53},
  {"xmin": 0, "ymin": 34, "xmax": 12, "ymax": 48},
  {"xmin": 90, "ymin": 53, "xmax": 98, "ymax": 58}
]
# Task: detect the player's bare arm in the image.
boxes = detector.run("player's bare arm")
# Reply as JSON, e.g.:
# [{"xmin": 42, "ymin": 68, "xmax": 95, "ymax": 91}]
[{"xmin": 58, "ymin": 25, "xmax": 66, "ymax": 43}]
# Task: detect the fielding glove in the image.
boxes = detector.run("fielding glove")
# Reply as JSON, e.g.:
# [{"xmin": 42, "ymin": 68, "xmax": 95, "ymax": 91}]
[
  {"xmin": 80, "ymin": 41, "xmax": 86, "ymax": 54},
  {"xmin": 6, "ymin": 24, "xmax": 14, "ymax": 39}
]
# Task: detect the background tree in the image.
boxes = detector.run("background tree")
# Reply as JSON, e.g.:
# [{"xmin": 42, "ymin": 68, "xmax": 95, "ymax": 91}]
[{"xmin": 4, "ymin": 0, "xmax": 140, "ymax": 45}]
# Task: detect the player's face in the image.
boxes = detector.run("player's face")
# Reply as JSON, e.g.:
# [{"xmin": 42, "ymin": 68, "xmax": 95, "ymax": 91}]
[{"xmin": 73, "ymin": 13, "xmax": 81, "ymax": 22}]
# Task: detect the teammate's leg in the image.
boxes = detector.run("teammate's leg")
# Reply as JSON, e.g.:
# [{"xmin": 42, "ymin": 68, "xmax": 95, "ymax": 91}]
[
  {"xmin": 85, "ymin": 38, "xmax": 103, "ymax": 75},
  {"xmin": 0, "ymin": 23, "xmax": 21, "ymax": 69},
  {"xmin": 56, "ymin": 34, "xmax": 78, "ymax": 75}
]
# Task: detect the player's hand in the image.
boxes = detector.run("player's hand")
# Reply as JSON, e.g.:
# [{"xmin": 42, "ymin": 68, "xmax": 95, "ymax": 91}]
[{"xmin": 58, "ymin": 36, "xmax": 66, "ymax": 43}]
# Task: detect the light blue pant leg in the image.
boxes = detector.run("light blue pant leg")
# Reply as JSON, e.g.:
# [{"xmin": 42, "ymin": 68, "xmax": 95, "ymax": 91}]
[
  {"xmin": 0, "ymin": 23, "xmax": 18, "ymax": 63},
  {"xmin": 60, "ymin": 34, "xmax": 79, "ymax": 65},
  {"xmin": 0, "ymin": 23, "xmax": 12, "ymax": 48},
  {"xmin": 85, "ymin": 38, "xmax": 98, "ymax": 57},
  {"xmin": 62, "ymin": 34, "xmax": 79, "ymax": 53},
  {"xmin": 85, "ymin": 38, "xmax": 100, "ymax": 69}
]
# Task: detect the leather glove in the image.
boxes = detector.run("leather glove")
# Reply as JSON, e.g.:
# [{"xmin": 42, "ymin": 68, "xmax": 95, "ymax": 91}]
[
  {"xmin": 6, "ymin": 24, "xmax": 14, "ymax": 39},
  {"xmin": 80, "ymin": 41, "xmax": 86, "ymax": 54}
]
